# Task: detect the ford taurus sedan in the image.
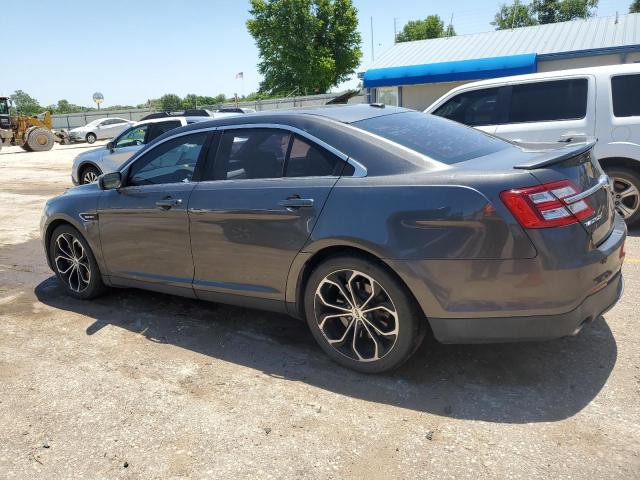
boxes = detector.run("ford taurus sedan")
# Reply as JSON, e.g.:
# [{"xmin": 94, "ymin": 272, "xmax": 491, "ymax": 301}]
[{"xmin": 41, "ymin": 105, "xmax": 626, "ymax": 373}]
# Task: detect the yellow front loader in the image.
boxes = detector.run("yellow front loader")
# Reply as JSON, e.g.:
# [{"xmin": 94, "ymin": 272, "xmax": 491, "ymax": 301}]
[{"xmin": 0, "ymin": 97, "xmax": 69, "ymax": 152}]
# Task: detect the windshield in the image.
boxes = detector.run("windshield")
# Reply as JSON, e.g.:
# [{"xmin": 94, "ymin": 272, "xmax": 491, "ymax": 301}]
[
  {"xmin": 352, "ymin": 111, "xmax": 509, "ymax": 165},
  {"xmin": 0, "ymin": 100, "xmax": 8, "ymax": 115},
  {"xmin": 84, "ymin": 119, "xmax": 103, "ymax": 128}
]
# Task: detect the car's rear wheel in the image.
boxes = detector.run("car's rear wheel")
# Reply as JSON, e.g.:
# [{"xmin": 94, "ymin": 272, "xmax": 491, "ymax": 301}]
[
  {"xmin": 304, "ymin": 255, "xmax": 425, "ymax": 373},
  {"xmin": 86, "ymin": 132, "xmax": 97, "ymax": 144},
  {"xmin": 606, "ymin": 167, "xmax": 640, "ymax": 226},
  {"xmin": 49, "ymin": 225, "xmax": 106, "ymax": 299},
  {"xmin": 80, "ymin": 165, "xmax": 101, "ymax": 184}
]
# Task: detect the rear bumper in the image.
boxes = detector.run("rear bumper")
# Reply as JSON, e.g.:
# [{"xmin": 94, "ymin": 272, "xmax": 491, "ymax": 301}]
[{"xmin": 429, "ymin": 271, "xmax": 623, "ymax": 343}]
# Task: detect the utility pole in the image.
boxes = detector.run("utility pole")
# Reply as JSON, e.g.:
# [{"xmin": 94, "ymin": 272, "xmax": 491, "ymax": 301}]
[
  {"xmin": 393, "ymin": 17, "xmax": 397, "ymax": 44},
  {"xmin": 449, "ymin": 12, "xmax": 454, "ymax": 37},
  {"xmin": 370, "ymin": 16, "xmax": 375, "ymax": 63}
]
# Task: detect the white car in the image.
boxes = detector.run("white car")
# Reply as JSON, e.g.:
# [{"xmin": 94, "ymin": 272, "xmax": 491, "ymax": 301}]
[
  {"xmin": 71, "ymin": 116, "xmax": 210, "ymax": 185},
  {"xmin": 425, "ymin": 63, "xmax": 640, "ymax": 224},
  {"xmin": 68, "ymin": 117, "xmax": 134, "ymax": 144}
]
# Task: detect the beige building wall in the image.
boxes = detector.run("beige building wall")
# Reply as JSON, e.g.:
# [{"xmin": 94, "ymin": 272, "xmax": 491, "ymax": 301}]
[{"xmin": 380, "ymin": 51, "xmax": 640, "ymax": 111}]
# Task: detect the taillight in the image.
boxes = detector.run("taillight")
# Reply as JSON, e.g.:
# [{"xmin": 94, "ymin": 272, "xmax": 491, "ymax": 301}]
[{"xmin": 500, "ymin": 180, "xmax": 595, "ymax": 228}]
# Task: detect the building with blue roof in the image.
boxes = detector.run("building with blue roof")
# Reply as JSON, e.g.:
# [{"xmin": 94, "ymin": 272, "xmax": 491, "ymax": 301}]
[{"xmin": 363, "ymin": 13, "xmax": 640, "ymax": 110}]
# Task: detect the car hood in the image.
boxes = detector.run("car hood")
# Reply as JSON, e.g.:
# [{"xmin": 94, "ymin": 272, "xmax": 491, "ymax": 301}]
[{"xmin": 75, "ymin": 146, "xmax": 107, "ymax": 162}]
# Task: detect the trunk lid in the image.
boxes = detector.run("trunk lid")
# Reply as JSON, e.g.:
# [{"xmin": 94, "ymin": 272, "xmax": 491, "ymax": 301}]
[{"xmin": 513, "ymin": 141, "xmax": 614, "ymax": 245}]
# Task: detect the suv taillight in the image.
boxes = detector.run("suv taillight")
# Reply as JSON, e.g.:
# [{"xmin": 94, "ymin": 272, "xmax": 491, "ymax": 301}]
[{"xmin": 500, "ymin": 180, "xmax": 594, "ymax": 228}]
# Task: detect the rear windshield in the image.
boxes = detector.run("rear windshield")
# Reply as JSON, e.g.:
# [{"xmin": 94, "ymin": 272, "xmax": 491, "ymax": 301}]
[{"xmin": 352, "ymin": 111, "xmax": 509, "ymax": 165}]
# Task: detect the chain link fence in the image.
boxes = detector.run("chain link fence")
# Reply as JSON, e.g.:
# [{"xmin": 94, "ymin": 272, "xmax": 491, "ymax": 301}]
[{"xmin": 51, "ymin": 91, "xmax": 365, "ymax": 130}]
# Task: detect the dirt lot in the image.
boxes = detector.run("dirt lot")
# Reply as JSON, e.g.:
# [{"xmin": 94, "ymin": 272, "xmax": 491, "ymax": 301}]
[{"xmin": 0, "ymin": 142, "xmax": 639, "ymax": 479}]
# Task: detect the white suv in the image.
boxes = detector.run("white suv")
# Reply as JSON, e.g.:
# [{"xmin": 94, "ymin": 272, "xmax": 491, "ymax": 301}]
[
  {"xmin": 426, "ymin": 64, "xmax": 640, "ymax": 225},
  {"xmin": 71, "ymin": 116, "xmax": 209, "ymax": 185}
]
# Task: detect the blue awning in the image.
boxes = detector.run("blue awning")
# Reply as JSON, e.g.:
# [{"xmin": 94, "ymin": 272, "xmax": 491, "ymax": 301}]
[{"xmin": 363, "ymin": 53, "xmax": 537, "ymax": 88}]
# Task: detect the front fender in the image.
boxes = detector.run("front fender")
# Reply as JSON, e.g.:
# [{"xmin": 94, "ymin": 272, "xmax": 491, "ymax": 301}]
[{"xmin": 41, "ymin": 189, "xmax": 105, "ymax": 277}]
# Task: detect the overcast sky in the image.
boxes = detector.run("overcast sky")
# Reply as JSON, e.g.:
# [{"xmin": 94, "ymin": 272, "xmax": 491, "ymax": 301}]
[{"xmin": 2, "ymin": 0, "xmax": 632, "ymax": 107}]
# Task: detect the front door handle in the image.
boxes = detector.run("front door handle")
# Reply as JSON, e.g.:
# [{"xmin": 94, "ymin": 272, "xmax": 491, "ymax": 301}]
[
  {"xmin": 278, "ymin": 196, "xmax": 314, "ymax": 209},
  {"xmin": 155, "ymin": 198, "xmax": 183, "ymax": 209}
]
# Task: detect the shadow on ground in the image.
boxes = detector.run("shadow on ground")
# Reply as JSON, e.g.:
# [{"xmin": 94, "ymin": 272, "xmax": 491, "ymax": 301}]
[{"xmin": 34, "ymin": 276, "xmax": 617, "ymax": 424}]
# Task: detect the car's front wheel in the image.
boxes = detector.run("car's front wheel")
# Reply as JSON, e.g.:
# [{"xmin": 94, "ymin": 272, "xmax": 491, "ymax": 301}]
[
  {"xmin": 85, "ymin": 132, "xmax": 97, "ymax": 144},
  {"xmin": 80, "ymin": 165, "xmax": 101, "ymax": 184},
  {"xmin": 49, "ymin": 225, "xmax": 106, "ymax": 299},
  {"xmin": 304, "ymin": 255, "xmax": 425, "ymax": 373}
]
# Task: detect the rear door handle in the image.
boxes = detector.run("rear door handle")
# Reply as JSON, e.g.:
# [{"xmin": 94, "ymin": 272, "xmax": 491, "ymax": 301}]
[
  {"xmin": 278, "ymin": 197, "xmax": 314, "ymax": 209},
  {"xmin": 155, "ymin": 198, "xmax": 183, "ymax": 209},
  {"xmin": 558, "ymin": 133, "xmax": 587, "ymax": 143}
]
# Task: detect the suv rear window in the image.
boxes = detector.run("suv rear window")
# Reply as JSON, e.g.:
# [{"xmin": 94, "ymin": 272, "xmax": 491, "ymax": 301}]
[
  {"xmin": 353, "ymin": 112, "xmax": 509, "ymax": 165},
  {"xmin": 611, "ymin": 74, "xmax": 640, "ymax": 117},
  {"xmin": 508, "ymin": 79, "xmax": 587, "ymax": 123}
]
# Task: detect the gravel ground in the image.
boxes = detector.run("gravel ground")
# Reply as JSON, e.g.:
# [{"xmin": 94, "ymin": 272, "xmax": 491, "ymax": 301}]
[{"xmin": 0, "ymin": 142, "xmax": 639, "ymax": 479}]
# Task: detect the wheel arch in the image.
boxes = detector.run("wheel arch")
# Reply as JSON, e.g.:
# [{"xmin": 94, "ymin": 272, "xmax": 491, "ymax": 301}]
[
  {"xmin": 598, "ymin": 156, "xmax": 640, "ymax": 173},
  {"xmin": 78, "ymin": 161, "xmax": 102, "ymax": 181},
  {"xmin": 44, "ymin": 218, "xmax": 78, "ymax": 269},
  {"xmin": 85, "ymin": 131, "xmax": 97, "ymax": 141},
  {"xmin": 288, "ymin": 244, "xmax": 432, "ymax": 335}
]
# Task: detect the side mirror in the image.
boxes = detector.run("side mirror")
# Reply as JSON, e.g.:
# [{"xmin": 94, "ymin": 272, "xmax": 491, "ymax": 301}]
[
  {"xmin": 98, "ymin": 171, "xmax": 122, "ymax": 190},
  {"xmin": 107, "ymin": 141, "xmax": 114, "ymax": 153}
]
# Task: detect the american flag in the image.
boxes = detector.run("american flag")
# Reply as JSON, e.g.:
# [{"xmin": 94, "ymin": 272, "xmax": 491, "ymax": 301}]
[{"xmin": 235, "ymin": 72, "xmax": 244, "ymax": 80}]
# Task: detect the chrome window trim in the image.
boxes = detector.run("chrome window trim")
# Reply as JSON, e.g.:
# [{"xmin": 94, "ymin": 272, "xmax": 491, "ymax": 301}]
[
  {"xmin": 122, "ymin": 123, "xmax": 368, "ymax": 178},
  {"xmin": 217, "ymin": 123, "xmax": 367, "ymax": 177}
]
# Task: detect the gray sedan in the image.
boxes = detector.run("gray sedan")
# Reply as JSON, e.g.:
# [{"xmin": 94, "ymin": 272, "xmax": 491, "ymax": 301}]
[{"xmin": 40, "ymin": 105, "xmax": 626, "ymax": 372}]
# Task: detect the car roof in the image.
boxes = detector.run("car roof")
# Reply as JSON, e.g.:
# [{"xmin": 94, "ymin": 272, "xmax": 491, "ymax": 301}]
[
  {"xmin": 133, "ymin": 116, "xmax": 208, "ymax": 126},
  {"xmin": 430, "ymin": 63, "xmax": 640, "ymax": 98},
  {"xmin": 176, "ymin": 104, "xmax": 412, "ymax": 131}
]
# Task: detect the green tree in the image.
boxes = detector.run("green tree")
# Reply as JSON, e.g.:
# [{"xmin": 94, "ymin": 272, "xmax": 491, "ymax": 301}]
[
  {"xmin": 158, "ymin": 93, "xmax": 183, "ymax": 111},
  {"xmin": 630, "ymin": 0, "xmax": 640, "ymax": 13},
  {"xmin": 247, "ymin": 0, "xmax": 362, "ymax": 96},
  {"xmin": 532, "ymin": 0, "xmax": 599, "ymax": 23},
  {"xmin": 492, "ymin": 3, "xmax": 538, "ymax": 29},
  {"xmin": 396, "ymin": 15, "xmax": 455, "ymax": 42},
  {"xmin": 10, "ymin": 90, "xmax": 42, "ymax": 116}
]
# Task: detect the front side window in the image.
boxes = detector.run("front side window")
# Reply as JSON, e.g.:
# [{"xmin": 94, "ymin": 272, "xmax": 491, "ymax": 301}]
[
  {"xmin": 115, "ymin": 125, "xmax": 148, "ymax": 148},
  {"xmin": 508, "ymin": 79, "xmax": 588, "ymax": 123},
  {"xmin": 611, "ymin": 74, "xmax": 640, "ymax": 117},
  {"xmin": 433, "ymin": 88, "xmax": 500, "ymax": 126},
  {"xmin": 128, "ymin": 133, "xmax": 207, "ymax": 186},
  {"xmin": 213, "ymin": 129, "xmax": 290, "ymax": 180},
  {"xmin": 354, "ymin": 111, "xmax": 509, "ymax": 165}
]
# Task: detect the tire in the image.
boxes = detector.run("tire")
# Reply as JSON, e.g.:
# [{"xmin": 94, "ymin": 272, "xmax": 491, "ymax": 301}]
[
  {"xmin": 605, "ymin": 167, "xmax": 640, "ymax": 226},
  {"xmin": 80, "ymin": 165, "xmax": 101, "ymax": 184},
  {"xmin": 86, "ymin": 132, "xmax": 97, "ymax": 144},
  {"xmin": 304, "ymin": 254, "xmax": 425, "ymax": 373},
  {"xmin": 26, "ymin": 127, "xmax": 55, "ymax": 152},
  {"xmin": 49, "ymin": 224, "xmax": 106, "ymax": 300},
  {"xmin": 21, "ymin": 143, "xmax": 32, "ymax": 152}
]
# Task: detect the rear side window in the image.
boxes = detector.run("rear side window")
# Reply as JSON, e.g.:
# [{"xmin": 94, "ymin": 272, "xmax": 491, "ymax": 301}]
[
  {"xmin": 285, "ymin": 136, "xmax": 342, "ymax": 177},
  {"xmin": 611, "ymin": 74, "xmax": 640, "ymax": 117},
  {"xmin": 353, "ymin": 111, "xmax": 509, "ymax": 165},
  {"xmin": 214, "ymin": 129, "xmax": 290, "ymax": 180},
  {"xmin": 432, "ymin": 88, "xmax": 499, "ymax": 126},
  {"xmin": 508, "ymin": 79, "xmax": 587, "ymax": 123}
]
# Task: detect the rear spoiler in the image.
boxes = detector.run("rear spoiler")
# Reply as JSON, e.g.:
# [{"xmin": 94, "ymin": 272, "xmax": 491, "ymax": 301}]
[{"xmin": 513, "ymin": 139, "xmax": 597, "ymax": 170}]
